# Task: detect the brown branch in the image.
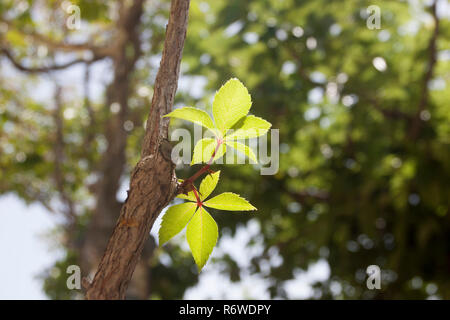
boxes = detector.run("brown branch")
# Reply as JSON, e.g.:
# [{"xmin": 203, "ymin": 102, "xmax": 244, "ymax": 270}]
[
  {"xmin": 369, "ymin": 96, "xmax": 411, "ymax": 121},
  {"xmin": 52, "ymin": 85, "xmax": 77, "ymax": 223},
  {"xmin": 28, "ymin": 189, "xmax": 57, "ymax": 215},
  {"xmin": 178, "ymin": 139, "xmax": 223, "ymax": 195},
  {"xmin": 0, "ymin": 47, "xmax": 104, "ymax": 73},
  {"xmin": 85, "ymin": 0, "xmax": 190, "ymax": 300},
  {"xmin": 277, "ymin": 177, "xmax": 329, "ymax": 205},
  {"xmin": 82, "ymin": 63, "xmax": 96, "ymax": 152},
  {"xmin": 285, "ymin": 188, "xmax": 329, "ymax": 204},
  {"xmin": 408, "ymin": 0, "xmax": 439, "ymax": 139}
]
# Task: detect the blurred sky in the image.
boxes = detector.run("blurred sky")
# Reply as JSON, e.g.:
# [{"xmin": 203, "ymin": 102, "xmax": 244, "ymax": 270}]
[{"xmin": 0, "ymin": 194, "xmax": 62, "ymax": 299}]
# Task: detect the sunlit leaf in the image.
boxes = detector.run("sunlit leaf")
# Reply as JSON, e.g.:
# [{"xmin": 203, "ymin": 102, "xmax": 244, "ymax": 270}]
[
  {"xmin": 164, "ymin": 107, "xmax": 215, "ymax": 131},
  {"xmin": 199, "ymin": 170, "xmax": 220, "ymax": 200},
  {"xmin": 159, "ymin": 202, "xmax": 198, "ymax": 246},
  {"xmin": 225, "ymin": 141, "xmax": 258, "ymax": 164},
  {"xmin": 204, "ymin": 192, "xmax": 257, "ymax": 211},
  {"xmin": 212, "ymin": 78, "xmax": 252, "ymax": 134},
  {"xmin": 186, "ymin": 206, "xmax": 218, "ymax": 271},
  {"xmin": 225, "ymin": 115, "xmax": 271, "ymax": 140},
  {"xmin": 191, "ymin": 138, "xmax": 226, "ymax": 165}
]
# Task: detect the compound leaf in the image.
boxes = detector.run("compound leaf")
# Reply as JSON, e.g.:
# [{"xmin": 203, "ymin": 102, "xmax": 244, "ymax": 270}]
[
  {"xmin": 191, "ymin": 138, "xmax": 226, "ymax": 165},
  {"xmin": 186, "ymin": 207, "xmax": 218, "ymax": 271},
  {"xmin": 225, "ymin": 141, "xmax": 258, "ymax": 164},
  {"xmin": 199, "ymin": 171, "xmax": 220, "ymax": 200},
  {"xmin": 225, "ymin": 115, "xmax": 271, "ymax": 140},
  {"xmin": 176, "ymin": 191, "xmax": 196, "ymax": 201},
  {"xmin": 212, "ymin": 78, "xmax": 252, "ymax": 134},
  {"xmin": 164, "ymin": 107, "xmax": 215, "ymax": 131},
  {"xmin": 159, "ymin": 202, "xmax": 198, "ymax": 246},
  {"xmin": 204, "ymin": 192, "xmax": 257, "ymax": 211}
]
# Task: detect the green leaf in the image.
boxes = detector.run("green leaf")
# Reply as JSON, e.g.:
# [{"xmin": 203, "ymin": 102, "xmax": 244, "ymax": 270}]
[
  {"xmin": 225, "ymin": 141, "xmax": 258, "ymax": 163},
  {"xmin": 186, "ymin": 206, "xmax": 218, "ymax": 271},
  {"xmin": 203, "ymin": 192, "xmax": 257, "ymax": 211},
  {"xmin": 199, "ymin": 171, "xmax": 220, "ymax": 200},
  {"xmin": 163, "ymin": 107, "xmax": 215, "ymax": 131},
  {"xmin": 225, "ymin": 115, "xmax": 272, "ymax": 140},
  {"xmin": 191, "ymin": 138, "xmax": 226, "ymax": 165},
  {"xmin": 191, "ymin": 138, "xmax": 214, "ymax": 165},
  {"xmin": 212, "ymin": 78, "xmax": 252, "ymax": 134},
  {"xmin": 176, "ymin": 191, "xmax": 196, "ymax": 201},
  {"xmin": 159, "ymin": 202, "xmax": 198, "ymax": 246}
]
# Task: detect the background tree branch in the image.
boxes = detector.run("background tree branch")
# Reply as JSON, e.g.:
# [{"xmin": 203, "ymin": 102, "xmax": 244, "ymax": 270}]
[
  {"xmin": 0, "ymin": 47, "xmax": 104, "ymax": 73},
  {"xmin": 408, "ymin": 0, "xmax": 439, "ymax": 140}
]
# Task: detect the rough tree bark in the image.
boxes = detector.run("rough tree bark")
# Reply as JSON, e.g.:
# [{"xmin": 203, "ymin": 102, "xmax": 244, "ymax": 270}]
[{"xmin": 85, "ymin": 0, "xmax": 191, "ymax": 300}]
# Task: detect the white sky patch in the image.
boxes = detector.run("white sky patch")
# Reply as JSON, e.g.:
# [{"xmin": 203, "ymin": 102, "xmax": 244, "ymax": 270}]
[
  {"xmin": 428, "ymin": 78, "xmax": 446, "ymax": 90},
  {"xmin": 292, "ymin": 26, "xmax": 304, "ymax": 38},
  {"xmin": 243, "ymin": 32, "xmax": 259, "ymax": 44},
  {"xmin": 438, "ymin": 49, "xmax": 450, "ymax": 61},
  {"xmin": 178, "ymin": 76, "xmax": 208, "ymax": 100},
  {"xmin": 308, "ymin": 87, "xmax": 324, "ymax": 105},
  {"xmin": 281, "ymin": 61, "xmax": 297, "ymax": 75},
  {"xmin": 304, "ymin": 106, "xmax": 322, "ymax": 121},
  {"xmin": 436, "ymin": 0, "xmax": 450, "ymax": 19},
  {"xmin": 342, "ymin": 94, "xmax": 359, "ymax": 107},
  {"xmin": 63, "ymin": 107, "xmax": 76, "ymax": 120},
  {"xmin": 372, "ymin": 57, "xmax": 387, "ymax": 72},
  {"xmin": 276, "ymin": 29, "xmax": 288, "ymax": 41},
  {"xmin": 284, "ymin": 259, "xmax": 330, "ymax": 299},
  {"xmin": 337, "ymin": 72, "xmax": 348, "ymax": 84},
  {"xmin": 224, "ymin": 20, "xmax": 243, "ymax": 38},
  {"xmin": 200, "ymin": 53, "xmax": 212, "ymax": 65},
  {"xmin": 183, "ymin": 219, "xmax": 329, "ymax": 299},
  {"xmin": 0, "ymin": 194, "xmax": 61, "ymax": 299},
  {"xmin": 306, "ymin": 37, "xmax": 317, "ymax": 50},
  {"xmin": 198, "ymin": 2, "xmax": 210, "ymax": 13},
  {"xmin": 326, "ymin": 82, "xmax": 339, "ymax": 104},
  {"xmin": 310, "ymin": 71, "xmax": 327, "ymax": 84},
  {"xmin": 329, "ymin": 23, "xmax": 341, "ymax": 36},
  {"xmin": 184, "ymin": 268, "xmax": 272, "ymax": 299},
  {"xmin": 378, "ymin": 30, "xmax": 391, "ymax": 42}
]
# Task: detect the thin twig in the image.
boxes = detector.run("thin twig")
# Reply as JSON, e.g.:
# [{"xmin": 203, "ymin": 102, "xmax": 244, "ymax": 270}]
[
  {"xmin": 178, "ymin": 139, "xmax": 223, "ymax": 195},
  {"xmin": 409, "ymin": 0, "xmax": 439, "ymax": 139},
  {"xmin": 0, "ymin": 47, "xmax": 104, "ymax": 73}
]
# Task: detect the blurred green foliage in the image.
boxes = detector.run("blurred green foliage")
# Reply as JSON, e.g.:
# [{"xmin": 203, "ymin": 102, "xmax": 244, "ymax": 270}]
[{"xmin": 180, "ymin": 0, "xmax": 450, "ymax": 299}]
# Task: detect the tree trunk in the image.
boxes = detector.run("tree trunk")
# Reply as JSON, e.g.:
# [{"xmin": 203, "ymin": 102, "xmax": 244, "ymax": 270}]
[{"xmin": 85, "ymin": 0, "xmax": 190, "ymax": 300}]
